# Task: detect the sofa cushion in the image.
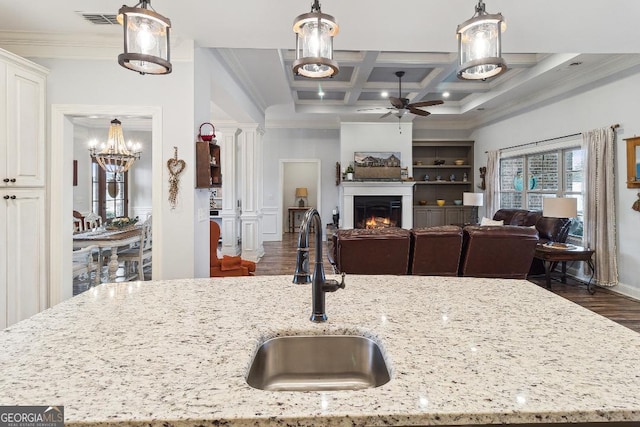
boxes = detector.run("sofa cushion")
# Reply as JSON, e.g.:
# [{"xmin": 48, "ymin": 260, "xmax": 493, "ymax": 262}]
[
  {"xmin": 410, "ymin": 226, "xmax": 463, "ymax": 276},
  {"xmin": 459, "ymin": 225, "xmax": 539, "ymax": 279},
  {"xmin": 336, "ymin": 227, "xmax": 411, "ymax": 275},
  {"xmin": 480, "ymin": 217, "xmax": 504, "ymax": 226}
]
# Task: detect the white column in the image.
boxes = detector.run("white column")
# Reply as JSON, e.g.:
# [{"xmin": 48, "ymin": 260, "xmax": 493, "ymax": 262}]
[
  {"xmin": 238, "ymin": 124, "xmax": 264, "ymax": 262},
  {"xmin": 218, "ymin": 126, "xmax": 241, "ymax": 256}
]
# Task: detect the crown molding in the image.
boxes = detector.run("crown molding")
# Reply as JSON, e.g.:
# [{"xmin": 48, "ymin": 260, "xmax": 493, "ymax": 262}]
[{"xmin": 0, "ymin": 31, "xmax": 193, "ymax": 61}]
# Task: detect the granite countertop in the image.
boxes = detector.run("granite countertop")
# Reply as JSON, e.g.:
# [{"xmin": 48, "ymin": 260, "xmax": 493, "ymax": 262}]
[{"xmin": 1, "ymin": 275, "xmax": 640, "ymax": 426}]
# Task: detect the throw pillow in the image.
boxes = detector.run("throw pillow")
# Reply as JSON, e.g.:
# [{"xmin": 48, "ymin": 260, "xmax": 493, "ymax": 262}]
[{"xmin": 480, "ymin": 217, "xmax": 504, "ymax": 226}]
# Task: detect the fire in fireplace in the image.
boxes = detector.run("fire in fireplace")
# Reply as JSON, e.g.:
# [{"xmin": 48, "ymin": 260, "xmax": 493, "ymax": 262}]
[{"xmin": 354, "ymin": 195, "xmax": 402, "ymax": 229}]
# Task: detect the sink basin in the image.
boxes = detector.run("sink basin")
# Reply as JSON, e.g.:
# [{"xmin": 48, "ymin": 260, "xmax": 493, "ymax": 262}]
[{"xmin": 246, "ymin": 335, "xmax": 390, "ymax": 391}]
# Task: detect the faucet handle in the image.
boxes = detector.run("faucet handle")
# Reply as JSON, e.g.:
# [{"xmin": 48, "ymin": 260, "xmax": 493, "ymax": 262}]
[{"xmin": 323, "ymin": 273, "xmax": 346, "ymax": 292}]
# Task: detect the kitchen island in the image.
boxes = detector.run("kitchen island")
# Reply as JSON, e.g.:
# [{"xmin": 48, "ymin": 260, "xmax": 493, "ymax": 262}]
[{"xmin": 1, "ymin": 275, "xmax": 639, "ymax": 426}]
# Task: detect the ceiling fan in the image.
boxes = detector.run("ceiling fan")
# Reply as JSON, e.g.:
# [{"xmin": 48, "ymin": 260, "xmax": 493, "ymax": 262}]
[{"xmin": 380, "ymin": 71, "xmax": 444, "ymax": 119}]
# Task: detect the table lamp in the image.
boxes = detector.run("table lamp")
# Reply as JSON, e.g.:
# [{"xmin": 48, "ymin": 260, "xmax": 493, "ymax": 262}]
[
  {"xmin": 295, "ymin": 187, "xmax": 308, "ymax": 207},
  {"xmin": 463, "ymin": 192, "xmax": 484, "ymax": 224},
  {"xmin": 542, "ymin": 197, "xmax": 577, "ymax": 219}
]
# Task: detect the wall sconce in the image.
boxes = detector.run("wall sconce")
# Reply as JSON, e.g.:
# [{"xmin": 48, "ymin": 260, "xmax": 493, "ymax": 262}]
[
  {"xmin": 118, "ymin": 0, "xmax": 172, "ymax": 75},
  {"xmin": 89, "ymin": 119, "xmax": 141, "ymax": 173},
  {"xmin": 463, "ymin": 192, "xmax": 484, "ymax": 224},
  {"xmin": 295, "ymin": 187, "xmax": 309, "ymax": 207},
  {"xmin": 292, "ymin": 0, "xmax": 339, "ymax": 78},
  {"xmin": 456, "ymin": 0, "xmax": 507, "ymax": 80}
]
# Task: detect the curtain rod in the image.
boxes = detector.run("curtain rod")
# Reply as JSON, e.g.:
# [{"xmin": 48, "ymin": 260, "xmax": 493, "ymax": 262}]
[{"xmin": 485, "ymin": 124, "xmax": 620, "ymax": 154}]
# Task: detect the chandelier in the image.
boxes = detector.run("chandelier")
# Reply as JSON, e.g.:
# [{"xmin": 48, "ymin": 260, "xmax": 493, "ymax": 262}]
[
  {"xmin": 89, "ymin": 119, "xmax": 141, "ymax": 173},
  {"xmin": 118, "ymin": 0, "xmax": 172, "ymax": 75},
  {"xmin": 456, "ymin": 0, "xmax": 507, "ymax": 80},
  {"xmin": 292, "ymin": 0, "xmax": 339, "ymax": 78}
]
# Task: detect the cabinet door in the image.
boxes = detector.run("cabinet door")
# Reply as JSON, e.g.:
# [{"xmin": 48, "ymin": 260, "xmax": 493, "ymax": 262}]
[
  {"xmin": 413, "ymin": 207, "xmax": 428, "ymax": 228},
  {"xmin": 4, "ymin": 64, "xmax": 46, "ymax": 187},
  {"xmin": 445, "ymin": 207, "xmax": 463, "ymax": 225},
  {"xmin": 426, "ymin": 208, "xmax": 445, "ymax": 227},
  {"xmin": 3, "ymin": 189, "xmax": 47, "ymax": 328}
]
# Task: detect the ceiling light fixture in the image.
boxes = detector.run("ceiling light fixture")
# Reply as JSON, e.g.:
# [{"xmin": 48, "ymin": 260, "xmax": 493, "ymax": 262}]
[
  {"xmin": 118, "ymin": 0, "xmax": 172, "ymax": 75},
  {"xmin": 292, "ymin": 0, "xmax": 339, "ymax": 78},
  {"xmin": 89, "ymin": 119, "xmax": 141, "ymax": 173},
  {"xmin": 442, "ymin": 92, "xmax": 450, "ymax": 98},
  {"xmin": 456, "ymin": 0, "xmax": 506, "ymax": 80}
]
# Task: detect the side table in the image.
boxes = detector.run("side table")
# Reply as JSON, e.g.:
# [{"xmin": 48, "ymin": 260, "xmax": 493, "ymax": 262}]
[
  {"xmin": 288, "ymin": 207, "xmax": 312, "ymax": 233},
  {"xmin": 534, "ymin": 244, "xmax": 596, "ymax": 294}
]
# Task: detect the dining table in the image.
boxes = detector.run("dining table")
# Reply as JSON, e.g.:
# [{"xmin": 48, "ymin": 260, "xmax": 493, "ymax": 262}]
[{"xmin": 73, "ymin": 226, "xmax": 143, "ymax": 284}]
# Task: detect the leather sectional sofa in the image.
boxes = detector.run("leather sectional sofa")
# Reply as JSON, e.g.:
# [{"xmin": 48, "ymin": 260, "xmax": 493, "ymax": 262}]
[{"xmin": 329, "ymin": 209, "xmax": 570, "ymax": 279}]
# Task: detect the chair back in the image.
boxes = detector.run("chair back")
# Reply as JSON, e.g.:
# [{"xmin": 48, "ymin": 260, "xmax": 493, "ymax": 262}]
[
  {"xmin": 84, "ymin": 212, "xmax": 102, "ymax": 231},
  {"xmin": 459, "ymin": 225, "xmax": 539, "ymax": 279},
  {"xmin": 139, "ymin": 218, "xmax": 152, "ymax": 253},
  {"xmin": 73, "ymin": 217, "xmax": 84, "ymax": 232}
]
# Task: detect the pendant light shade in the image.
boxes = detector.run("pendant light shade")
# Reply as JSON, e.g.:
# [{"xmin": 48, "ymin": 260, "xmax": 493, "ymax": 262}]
[
  {"xmin": 456, "ymin": 0, "xmax": 506, "ymax": 80},
  {"xmin": 89, "ymin": 119, "xmax": 142, "ymax": 174},
  {"xmin": 292, "ymin": 0, "xmax": 339, "ymax": 78},
  {"xmin": 118, "ymin": 0, "xmax": 172, "ymax": 75}
]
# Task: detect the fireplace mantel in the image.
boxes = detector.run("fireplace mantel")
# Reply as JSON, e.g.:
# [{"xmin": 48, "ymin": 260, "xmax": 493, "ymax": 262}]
[{"xmin": 341, "ymin": 181, "xmax": 416, "ymax": 229}]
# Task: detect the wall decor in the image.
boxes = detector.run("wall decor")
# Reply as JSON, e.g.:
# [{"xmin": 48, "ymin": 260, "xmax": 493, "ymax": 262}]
[
  {"xmin": 633, "ymin": 193, "xmax": 640, "ymax": 212},
  {"xmin": 167, "ymin": 146, "xmax": 186, "ymax": 209},
  {"xmin": 625, "ymin": 136, "xmax": 640, "ymax": 189},
  {"xmin": 353, "ymin": 151, "xmax": 401, "ymax": 180},
  {"xmin": 477, "ymin": 166, "xmax": 487, "ymax": 190}
]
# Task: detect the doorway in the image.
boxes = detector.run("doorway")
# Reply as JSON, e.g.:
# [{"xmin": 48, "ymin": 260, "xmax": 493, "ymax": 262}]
[
  {"xmin": 280, "ymin": 160, "xmax": 321, "ymax": 234},
  {"xmin": 50, "ymin": 105, "xmax": 163, "ymax": 305}
]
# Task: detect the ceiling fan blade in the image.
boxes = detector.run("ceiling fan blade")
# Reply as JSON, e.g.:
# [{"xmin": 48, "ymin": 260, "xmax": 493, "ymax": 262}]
[
  {"xmin": 409, "ymin": 100, "xmax": 444, "ymax": 108},
  {"xmin": 357, "ymin": 107, "xmax": 387, "ymax": 112},
  {"xmin": 389, "ymin": 96, "xmax": 405, "ymax": 109},
  {"xmin": 408, "ymin": 107, "xmax": 430, "ymax": 117},
  {"xmin": 379, "ymin": 111, "xmax": 393, "ymax": 119}
]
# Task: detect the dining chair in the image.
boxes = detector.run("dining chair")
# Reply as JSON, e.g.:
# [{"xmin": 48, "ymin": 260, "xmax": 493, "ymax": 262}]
[
  {"xmin": 84, "ymin": 212, "xmax": 102, "ymax": 231},
  {"xmin": 73, "ymin": 216, "xmax": 84, "ymax": 233},
  {"xmin": 72, "ymin": 244, "xmax": 99, "ymax": 285},
  {"xmin": 118, "ymin": 217, "xmax": 152, "ymax": 280}
]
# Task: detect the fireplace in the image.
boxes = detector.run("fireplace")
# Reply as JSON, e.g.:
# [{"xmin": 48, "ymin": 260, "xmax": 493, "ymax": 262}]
[
  {"xmin": 354, "ymin": 195, "xmax": 402, "ymax": 229},
  {"xmin": 341, "ymin": 181, "xmax": 415, "ymax": 229}
]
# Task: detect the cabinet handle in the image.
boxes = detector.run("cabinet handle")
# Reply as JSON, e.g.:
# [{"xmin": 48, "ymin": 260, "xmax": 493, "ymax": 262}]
[
  {"xmin": 3, "ymin": 195, "xmax": 9, "ymax": 200},
  {"xmin": 10, "ymin": 195, "xmax": 16, "ymax": 199},
  {"xmin": 2, "ymin": 178, "xmax": 9, "ymax": 183},
  {"xmin": 10, "ymin": 178, "xmax": 16, "ymax": 182}
]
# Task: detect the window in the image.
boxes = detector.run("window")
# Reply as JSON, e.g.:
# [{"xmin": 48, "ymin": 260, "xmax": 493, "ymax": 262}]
[
  {"xmin": 91, "ymin": 160, "xmax": 129, "ymax": 220},
  {"xmin": 499, "ymin": 146, "xmax": 583, "ymax": 239}
]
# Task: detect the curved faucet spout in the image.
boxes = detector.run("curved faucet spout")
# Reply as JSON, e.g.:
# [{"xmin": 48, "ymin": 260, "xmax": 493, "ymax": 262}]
[{"xmin": 292, "ymin": 208, "xmax": 345, "ymax": 322}]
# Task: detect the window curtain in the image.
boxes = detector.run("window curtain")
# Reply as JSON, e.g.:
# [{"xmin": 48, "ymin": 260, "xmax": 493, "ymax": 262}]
[
  {"xmin": 485, "ymin": 150, "xmax": 501, "ymax": 218},
  {"xmin": 582, "ymin": 127, "xmax": 618, "ymax": 287}
]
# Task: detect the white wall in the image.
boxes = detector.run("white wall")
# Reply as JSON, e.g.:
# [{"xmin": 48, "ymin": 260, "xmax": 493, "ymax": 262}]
[
  {"xmin": 471, "ymin": 70, "xmax": 640, "ymax": 299},
  {"xmin": 34, "ymin": 56, "xmax": 195, "ymax": 281},
  {"xmin": 262, "ymin": 128, "xmax": 340, "ymax": 241},
  {"xmin": 340, "ymin": 122, "xmax": 413, "ymax": 171}
]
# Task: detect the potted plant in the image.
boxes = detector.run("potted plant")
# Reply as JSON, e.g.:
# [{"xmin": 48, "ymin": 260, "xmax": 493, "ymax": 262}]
[{"xmin": 345, "ymin": 165, "xmax": 354, "ymax": 181}]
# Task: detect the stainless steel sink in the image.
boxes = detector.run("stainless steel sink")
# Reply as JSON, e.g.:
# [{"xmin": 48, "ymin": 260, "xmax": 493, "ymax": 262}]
[{"xmin": 246, "ymin": 335, "xmax": 391, "ymax": 391}]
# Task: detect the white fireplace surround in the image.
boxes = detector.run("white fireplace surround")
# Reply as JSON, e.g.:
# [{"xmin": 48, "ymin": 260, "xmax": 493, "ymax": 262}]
[{"xmin": 341, "ymin": 181, "xmax": 416, "ymax": 229}]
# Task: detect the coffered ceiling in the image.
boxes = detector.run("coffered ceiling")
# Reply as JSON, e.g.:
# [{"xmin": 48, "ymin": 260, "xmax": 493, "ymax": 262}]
[{"xmin": 2, "ymin": 0, "xmax": 640, "ymax": 129}]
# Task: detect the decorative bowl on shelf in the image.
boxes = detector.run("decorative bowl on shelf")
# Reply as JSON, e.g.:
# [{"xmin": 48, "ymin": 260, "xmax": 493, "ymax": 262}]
[
  {"xmin": 436, "ymin": 199, "xmax": 445, "ymax": 206},
  {"xmin": 434, "ymin": 160, "xmax": 445, "ymax": 166},
  {"xmin": 453, "ymin": 199, "xmax": 463, "ymax": 205},
  {"xmin": 454, "ymin": 159, "xmax": 465, "ymax": 165},
  {"xmin": 419, "ymin": 200, "xmax": 427, "ymax": 206}
]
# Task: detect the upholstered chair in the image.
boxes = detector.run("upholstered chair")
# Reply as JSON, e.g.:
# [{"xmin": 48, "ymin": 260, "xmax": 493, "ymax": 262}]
[{"xmin": 209, "ymin": 221, "xmax": 256, "ymax": 277}]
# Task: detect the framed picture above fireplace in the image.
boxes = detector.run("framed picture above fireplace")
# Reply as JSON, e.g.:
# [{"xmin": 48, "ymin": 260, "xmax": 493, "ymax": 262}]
[{"xmin": 354, "ymin": 151, "xmax": 401, "ymax": 181}]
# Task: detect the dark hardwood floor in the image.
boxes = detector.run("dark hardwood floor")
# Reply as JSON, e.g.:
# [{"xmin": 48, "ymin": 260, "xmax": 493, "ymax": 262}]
[{"xmin": 258, "ymin": 232, "xmax": 640, "ymax": 334}]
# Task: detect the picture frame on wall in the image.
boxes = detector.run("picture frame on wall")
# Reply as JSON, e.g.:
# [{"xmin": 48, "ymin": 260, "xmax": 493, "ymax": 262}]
[{"xmin": 353, "ymin": 151, "xmax": 401, "ymax": 180}]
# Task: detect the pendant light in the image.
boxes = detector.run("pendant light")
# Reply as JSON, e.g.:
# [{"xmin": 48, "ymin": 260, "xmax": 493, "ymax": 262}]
[
  {"xmin": 456, "ymin": 0, "xmax": 507, "ymax": 80},
  {"xmin": 118, "ymin": 0, "xmax": 172, "ymax": 75},
  {"xmin": 89, "ymin": 119, "xmax": 142, "ymax": 173},
  {"xmin": 292, "ymin": 0, "xmax": 339, "ymax": 78}
]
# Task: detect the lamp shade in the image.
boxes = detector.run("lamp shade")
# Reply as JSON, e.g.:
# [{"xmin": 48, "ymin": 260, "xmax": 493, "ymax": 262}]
[
  {"xmin": 463, "ymin": 192, "xmax": 484, "ymax": 206},
  {"xmin": 295, "ymin": 187, "xmax": 309, "ymax": 198},
  {"xmin": 543, "ymin": 197, "xmax": 577, "ymax": 218}
]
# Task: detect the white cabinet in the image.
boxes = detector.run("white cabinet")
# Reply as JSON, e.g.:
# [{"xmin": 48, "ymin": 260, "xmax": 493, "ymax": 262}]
[
  {"xmin": 0, "ymin": 49, "xmax": 47, "ymax": 188},
  {"xmin": 1, "ymin": 189, "xmax": 47, "ymax": 329},
  {"xmin": 0, "ymin": 49, "xmax": 48, "ymax": 329}
]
